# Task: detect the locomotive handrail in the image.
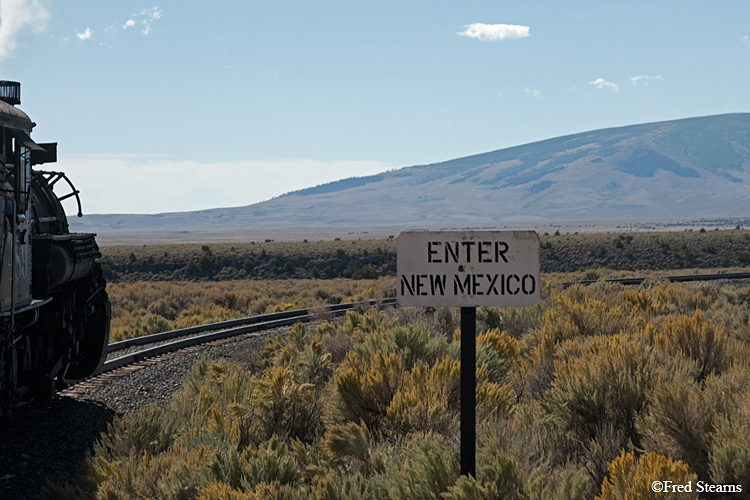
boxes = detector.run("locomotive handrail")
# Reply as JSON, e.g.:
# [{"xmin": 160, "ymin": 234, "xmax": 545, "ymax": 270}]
[{"xmin": 38, "ymin": 170, "xmax": 83, "ymax": 217}]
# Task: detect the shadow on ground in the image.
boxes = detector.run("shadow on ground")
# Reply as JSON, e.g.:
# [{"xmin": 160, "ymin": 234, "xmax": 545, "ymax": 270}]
[{"xmin": 0, "ymin": 397, "xmax": 116, "ymax": 500}]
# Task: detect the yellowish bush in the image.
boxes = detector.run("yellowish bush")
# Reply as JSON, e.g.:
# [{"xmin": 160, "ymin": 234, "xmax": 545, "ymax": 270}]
[
  {"xmin": 174, "ymin": 304, "xmax": 240, "ymax": 329},
  {"xmin": 322, "ymin": 421, "xmax": 373, "ymax": 473},
  {"xmin": 597, "ymin": 451, "xmax": 698, "ymax": 500},
  {"xmin": 655, "ymin": 311, "xmax": 727, "ymax": 380},
  {"xmin": 541, "ymin": 334, "xmax": 661, "ymax": 455},
  {"xmin": 477, "ymin": 328, "xmax": 520, "ymax": 362},
  {"xmin": 385, "ymin": 358, "xmax": 460, "ymax": 435},
  {"xmin": 253, "ymin": 365, "xmax": 321, "ymax": 442},
  {"xmin": 536, "ymin": 289, "xmax": 640, "ymax": 347},
  {"xmin": 333, "ymin": 350, "xmax": 405, "ymax": 430}
]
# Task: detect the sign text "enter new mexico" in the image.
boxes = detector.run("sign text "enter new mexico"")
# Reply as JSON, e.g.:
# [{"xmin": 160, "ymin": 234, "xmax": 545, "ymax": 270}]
[{"xmin": 397, "ymin": 230, "xmax": 540, "ymax": 307}]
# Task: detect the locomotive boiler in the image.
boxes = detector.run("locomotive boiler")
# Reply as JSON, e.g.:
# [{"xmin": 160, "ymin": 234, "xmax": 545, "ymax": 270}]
[{"xmin": 0, "ymin": 81, "xmax": 110, "ymax": 414}]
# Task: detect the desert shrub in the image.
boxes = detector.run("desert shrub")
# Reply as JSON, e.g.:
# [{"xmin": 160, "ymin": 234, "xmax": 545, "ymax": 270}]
[
  {"xmin": 117, "ymin": 313, "xmax": 172, "ymax": 340},
  {"xmin": 524, "ymin": 461, "xmax": 592, "ymax": 500},
  {"xmin": 174, "ymin": 305, "xmax": 240, "ymax": 329},
  {"xmin": 471, "ymin": 412, "xmax": 593, "ymax": 500},
  {"xmin": 93, "ymin": 405, "xmax": 179, "ymax": 461},
  {"xmin": 252, "ymin": 365, "xmax": 323, "ymax": 443},
  {"xmin": 385, "ymin": 433, "xmax": 458, "ymax": 500},
  {"xmin": 478, "ymin": 307, "xmax": 502, "ymax": 330},
  {"xmin": 541, "ymin": 334, "xmax": 662, "ymax": 469},
  {"xmin": 351, "ymin": 266, "xmax": 378, "ymax": 280},
  {"xmin": 441, "ymin": 475, "xmax": 509, "ymax": 500},
  {"xmin": 385, "ymin": 357, "xmax": 460, "ymax": 435},
  {"xmin": 322, "ymin": 421, "xmax": 374, "ymax": 474},
  {"xmin": 536, "ymin": 291, "xmax": 638, "ymax": 345},
  {"xmin": 596, "ymin": 451, "xmax": 698, "ymax": 500},
  {"xmin": 199, "ymin": 482, "xmax": 254, "ymax": 500},
  {"xmin": 299, "ymin": 337, "xmax": 334, "ymax": 387},
  {"xmin": 321, "ymin": 330, "xmax": 355, "ymax": 364},
  {"xmin": 708, "ymin": 392, "xmax": 750, "ymax": 487},
  {"xmin": 85, "ymin": 445, "xmax": 215, "ymax": 500},
  {"xmin": 477, "ymin": 328, "xmax": 519, "ymax": 359},
  {"xmin": 654, "ymin": 311, "xmax": 727, "ymax": 380},
  {"xmin": 333, "ymin": 350, "xmax": 405, "ymax": 430},
  {"xmin": 435, "ymin": 307, "xmax": 456, "ymax": 337},
  {"xmin": 481, "ymin": 304, "xmax": 546, "ymax": 338},
  {"xmin": 636, "ymin": 373, "xmax": 713, "ymax": 480},
  {"xmin": 199, "ymin": 480, "xmax": 308, "ymax": 500},
  {"xmin": 310, "ymin": 471, "xmax": 375, "ymax": 500},
  {"xmin": 389, "ymin": 322, "xmax": 448, "ymax": 369},
  {"xmin": 475, "ymin": 370, "xmax": 515, "ymax": 422},
  {"xmin": 207, "ymin": 437, "xmax": 301, "ymax": 491},
  {"xmin": 146, "ymin": 297, "xmax": 180, "ymax": 319}
]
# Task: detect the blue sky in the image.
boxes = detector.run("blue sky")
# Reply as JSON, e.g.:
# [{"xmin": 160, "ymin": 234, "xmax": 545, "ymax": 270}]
[{"xmin": 1, "ymin": 1, "xmax": 749, "ymax": 214}]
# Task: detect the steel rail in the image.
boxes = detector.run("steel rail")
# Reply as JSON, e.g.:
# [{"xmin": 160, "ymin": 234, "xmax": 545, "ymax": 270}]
[
  {"xmin": 108, "ymin": 297, "xmax": 397, "ymax": 353},
  {"xmin": 95, "ymin": 297, "xmax": 397, "ymax": 376},
  {"xmin": 557, "ymin": 271, "xmax": 750, "ymax": 289}
]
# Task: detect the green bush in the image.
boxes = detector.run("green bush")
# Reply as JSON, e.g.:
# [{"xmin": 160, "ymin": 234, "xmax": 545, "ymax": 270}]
[
  {"xmin": 636, "ymin": 373, "xmax": 713, "ymax": 480},
  {"xmin": 385, "ymin": 433, "xmax": 458, "ymax": 500},
  {"xmin": 541, "ymin": 334, "xmax": 662, "ymax": 476},
  {"xmin": 708, "ymin": 392, "xmax": 750, "ymax": 487}
]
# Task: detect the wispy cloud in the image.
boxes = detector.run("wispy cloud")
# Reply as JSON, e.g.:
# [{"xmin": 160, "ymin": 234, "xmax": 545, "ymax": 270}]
[
  {"xmin": 76, "ymin": 27, "xmax": 93, "ymax": 41},
  {"xmin": 523, "ymin": 87, "xmax": 541, "ymax": 98},
  {"xmin": 458, "ymin": 23, "xmax": 530, "ymax": 42},
  {"xmin": 631, "ymin": 75, "xmax": 663, "ymax": 85},
  {"xmin": 0, "ymin": 0, "xmax": 50, "ymax": 61},
  {"xmin": 78, "ymin": 5, "xmax": 161, "ymax": 42},
  {"xmin": 589, "ymin": 78, "xmax": 619, "ymax": 92},
  {"xmin": 139, "ymin": 6, "xmax": 162, "ymax": 35},
  {"xmin": 743, "ymin": 35, "xmax": 750, "ymax": 49}
]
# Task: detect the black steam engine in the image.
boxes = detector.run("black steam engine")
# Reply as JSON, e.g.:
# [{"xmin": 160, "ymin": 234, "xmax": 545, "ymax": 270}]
[{"xmin": 0, "ymin": 81, "xmax": 110, "ymax": 414}]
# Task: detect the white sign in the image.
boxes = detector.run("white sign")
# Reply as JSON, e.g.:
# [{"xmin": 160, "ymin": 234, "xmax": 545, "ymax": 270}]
[{"xmin": 397, "ymin": 230, "xmax": 540, "ymax": 307}]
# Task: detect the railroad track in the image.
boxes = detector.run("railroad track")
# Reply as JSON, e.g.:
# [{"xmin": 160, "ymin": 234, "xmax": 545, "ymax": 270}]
[
  {"xmin": 59, "ymin": 297, "xmax": 397, "ymax": 398},
  {"xmin": 557, "ymin": 271, "xmax": 750, "ymax": 289},
  {"xmin": 59, "ymin": 272, "xmax": 750, "ymax": 397}
]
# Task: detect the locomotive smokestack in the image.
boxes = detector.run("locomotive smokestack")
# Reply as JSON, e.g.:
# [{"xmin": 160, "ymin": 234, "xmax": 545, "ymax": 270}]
[{"xmin": 0, "ymin": 81, "xmax": 21, "ymax": 105}]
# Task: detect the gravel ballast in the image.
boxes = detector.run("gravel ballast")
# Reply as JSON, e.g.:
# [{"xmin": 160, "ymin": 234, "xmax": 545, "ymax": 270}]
[{"xmin": 0, "ymin": 326, "xmax": 285, "ymax": 499}]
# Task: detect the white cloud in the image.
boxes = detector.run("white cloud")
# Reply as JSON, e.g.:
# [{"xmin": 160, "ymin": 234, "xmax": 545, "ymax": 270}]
[
  {"xmin": 523, "ymin": 87, "xmax": 541, "ymax": 98},
  {"xmin": 76, "ymin": 27, "xmax": 93, "ymax": 41},
  {"xmin": 0, "ymin": 0, "xmax": 50, "ymax": 61},
  {"xmin": 589, "ymin": 78, "xmax": 619, "ymax": 92},
  {"xmin": 458, "ymin": 23, "xmax": 530, "ymax": 42},
  {"xmin": 55, "ymin": 157, "xmax": 396, "ymax": 214},
  {"xmin": 139, "ymin": 6, "xmax": 162, "ymax": 35},
  {"xmin": 123, "ymin": 19, "xmax": 136, "ymax": 30},
  {"xmin": 631, "ymin": 75, "xmax": 663, "ymax": 85},
  {"xmin": 743, "ymin": 35, "xmax": 750, "ymax": 49}
]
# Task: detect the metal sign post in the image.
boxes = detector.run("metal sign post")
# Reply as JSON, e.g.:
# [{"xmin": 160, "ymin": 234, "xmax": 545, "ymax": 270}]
[
  {"xmin": 397, "ymin": 230, "xmax": 540, "ymax": 477},
  {"xmin": 460, "ymin": 306, "xmax": 476, "ymax": 476}
]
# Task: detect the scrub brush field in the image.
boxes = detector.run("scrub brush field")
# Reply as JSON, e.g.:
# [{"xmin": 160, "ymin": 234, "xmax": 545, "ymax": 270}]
[{"xmin": 51, "ymin": 277, "xmax": 750, "ymax": 499}]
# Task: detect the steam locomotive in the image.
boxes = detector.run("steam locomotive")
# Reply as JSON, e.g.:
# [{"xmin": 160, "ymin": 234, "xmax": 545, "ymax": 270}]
[{"xmin": 0, "ymin": 81, "xmax": 110, "ymax": 414}]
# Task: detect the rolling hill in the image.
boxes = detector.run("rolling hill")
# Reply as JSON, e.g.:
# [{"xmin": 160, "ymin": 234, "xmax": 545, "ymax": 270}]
[{"xmin": 71, "ymin": 113, "xmax": 750, "ymax": 239}]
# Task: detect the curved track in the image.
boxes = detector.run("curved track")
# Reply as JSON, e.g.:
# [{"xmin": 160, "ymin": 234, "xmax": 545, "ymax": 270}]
[{"xmin": 59, "ymin": 297, "xmax": 397, "ymax": 398}]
